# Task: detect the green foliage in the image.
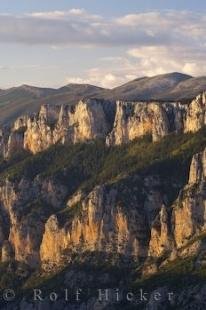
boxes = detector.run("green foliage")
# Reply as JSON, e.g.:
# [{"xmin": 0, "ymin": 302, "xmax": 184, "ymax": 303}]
[
  {"xmin": 134, "ymin": 256, "xmax": 197, "ymax": 291},
  {"xmin": 1, "ymin": 127, "xmax": 206, "ymax": 204}
]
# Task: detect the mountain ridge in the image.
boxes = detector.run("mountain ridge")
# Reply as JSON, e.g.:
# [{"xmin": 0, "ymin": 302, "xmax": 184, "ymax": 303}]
[{"xmin": 0, "ymin": 72, "xmax": 206, "ymax": 125}]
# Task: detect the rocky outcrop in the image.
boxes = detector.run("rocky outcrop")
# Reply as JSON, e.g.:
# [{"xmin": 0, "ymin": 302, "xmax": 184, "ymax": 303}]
[
  {"xmin": 184, "ymin": 92, "xmax": 206, "ymax": 133},
  {"xmin": 22, "ymin": 99, "xmax": 114, "ymax": 154},
  {"xmin": 53, "ymin": 99, "xmax": 114, "ymax": 145},
  {"xmin": 1, "ymin": 92, "xmax": 206, "ymax": 157},
  {"xmin": 1, "ymin": 93, "xmax": 206, "ymax": 274},
  {"xmin": 148, "ymin": 205, "xmax": 173, "ymax": 258},
  {"xmin": 0, "ymin": 165, "xmax": 169, "ymax": 269},
  {"xmin": 0, "ymin": 143, "xmax": 206, "ymax": 278},
  {"xmin": 106, "ymin": 101, "xmax": 170, "ymax": 145},
  {"xmin": 188, "ymin": 149, "xmax": 206, "ymax": 184},
  {"xmin": 24, "ymin": 116, "xmax": 53, "ymax": 154},
  {"xmin": 40, "ymin": 185, "xmax": 150, "ymax": 267},
  {"xmin": 146, "ymin": 147, "xmax": 206, "ymax": 273},
  {"xmin": 1, "ymin": 146, "xmax": 206, "ymax": 272},
  {"xmin": 0, "ymin": 177, "xmax": 68, "ymax": 267}
]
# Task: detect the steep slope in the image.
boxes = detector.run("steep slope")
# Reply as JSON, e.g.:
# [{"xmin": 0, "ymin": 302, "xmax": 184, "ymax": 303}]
[
  {"xmin": 1, "ymin": 92, "xmax": 206, "ymax": 158},
  {"xmin": 0, "ymin": 85, "xmax": 57, "ymax": 125},
  {"xmin": 107, "ymin": 72, "xmax": 192, "ymax": 101},
  {"xmin": 1, "ymin": 72, "xmax": 206, "ymax": 126},
  {"xmin": 161, "ymin": 76, "xmax": 206, "ymax": 100},
  {"xmin": 0, "ymin": 128, "xmax": 205, "ymax": 309},
  {"xmin": 0, "ymin": 84, "xmax": 108, "ymax": 125}
]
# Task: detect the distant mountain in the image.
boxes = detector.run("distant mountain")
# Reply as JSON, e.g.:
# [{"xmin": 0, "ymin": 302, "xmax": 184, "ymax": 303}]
[
  {"xmin": 1, "ymin": 72, "xmax": 206, "ymax": 125},
  {"xmin": 160, "ymin": 76, "xmax": 206, "ymax": 100},
  {"xmin": 46, "ymin": 84, "xmax": 108, "ymax": 106},
  {"xmin": 107, "ymin": 72, "xmax": 193, "ymax": 101},
  {"xmin": 59, "ymin": 83, "xmax": 105, "ymax": 95},
  {"xmin": 0, "ymin": 84, "xmax": 107, "ymax": 125},
  {"xmin": 0, "ymin": 85, "xmax": 57, "ymax": 124}
]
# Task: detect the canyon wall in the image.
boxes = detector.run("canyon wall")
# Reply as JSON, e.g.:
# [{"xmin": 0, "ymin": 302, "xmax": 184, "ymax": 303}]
[
  {"xmin": 0, "ymin": 92, "xmax": 206, "ymax": 157},
  {"xmin": 0, "ymin": 147, "xmax": 205, "ymax": 272},
  {"xmin": 0, "ymin": 92, "xmax": 206, "ymax": 274},
  {"xmin": 145, "ymin": 147, "xmax": 206, "ymax": 274}
]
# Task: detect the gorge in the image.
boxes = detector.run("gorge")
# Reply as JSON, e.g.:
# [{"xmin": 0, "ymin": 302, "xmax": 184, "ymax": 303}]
[{"xmin": 0, "ymin": 74, "xmax": 206, "ymax": 309}]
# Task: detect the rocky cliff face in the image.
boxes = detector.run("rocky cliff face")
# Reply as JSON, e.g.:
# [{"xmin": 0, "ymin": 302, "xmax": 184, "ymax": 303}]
[
  {"xmin": 0, "ymin": 177, "xmax": 68, "ymax": 267},
  {"xmin": 0, "ymin": 145, "xmax": 205, "ymax": 276},
  {"xmin": 53, "ymin": 99, "xmax": 114, "ymax": 146},
  {"xmin": 40, "ymin": 184, "xmax": 149, "ymax": 267},
  {"xmin": 106, "ymin": 101, "xmax": 170, "ymax": 145},
  {"xmin": 0, "ymin": 93, "xmax": 206, "ymax": 271},
  {"xmin": 184, "ymin": 92, "xmax": 206, "ymax": 133},
  {"xmin": 21, "ymin": 99, "xmax": 114, "ymax": 154},
  {"xmin": 0, "ymin": 92, "xmax": 206, "ymax": 157},
  {"xmin": 0, "ymin": 171, "xmax": 167, "ymax": 270},
  {"xmin": 0, "ymin": 129, "xmax": 205, "ymax": 309},
  {"xmin": 145, "ymin": 147, "xmax": 206, "ymax": 274}
]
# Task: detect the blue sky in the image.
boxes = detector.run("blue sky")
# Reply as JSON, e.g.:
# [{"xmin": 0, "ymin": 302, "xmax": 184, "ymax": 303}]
[
  {"xmin": 0, "ymin": 1, "xmax": 206, "ymax": 88},
  {"xmin": 1, "ymin": 0, "xmax": 206, "ymax": 15}
]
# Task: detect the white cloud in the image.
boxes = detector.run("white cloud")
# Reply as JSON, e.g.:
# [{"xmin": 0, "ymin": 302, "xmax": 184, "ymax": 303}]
[
  {"xmin": 66, "ymin": 65, "xmax": 131, "ymax": 88},
  {"xmin": 1, "ymin": 9, "xmax": 206, "ymax": 87},
  {"xmin": 127, "ymin": 45, "xmax": 206, "ymax": 77},
  {"xmin": 65, "ymin": 42, "xmax": 206, "ymax": 88},
  {"xmin": 29, "ymin": 9, "xmax": 101, "ymax": 22},
  {"xmin": 0, "ymin": 9, "xmax": 205, "ymax": 48}
]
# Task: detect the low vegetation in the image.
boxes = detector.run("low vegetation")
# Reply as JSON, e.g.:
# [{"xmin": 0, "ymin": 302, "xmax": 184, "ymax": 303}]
[{"xmin": 0, "ymin": 127, "xmax": 206, "ymax": 202}]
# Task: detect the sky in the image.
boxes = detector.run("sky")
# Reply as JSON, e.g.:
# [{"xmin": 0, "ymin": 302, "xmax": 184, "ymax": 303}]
[{"xmin": 0, "ymin": 0, "xmax": 206, "ymax": 89}]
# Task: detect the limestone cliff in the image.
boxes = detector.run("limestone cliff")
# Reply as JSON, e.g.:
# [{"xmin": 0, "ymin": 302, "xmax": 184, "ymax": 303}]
[
  {"xmin": 1, "ymin": 91, "xmax": 206, "ymax": 157},
  {"xmin": 106, "ymin": 101, "xmax": 169, "ymax": 145},
  {"xmin": 146, "ymin": 147, "xmax": 206, "ymax": 274},
  {"xmin": 1, "ymin": 92, "xmax": 206, "ymax": 273},
  {"xmin": 184, "ymin": 92, "xmax": 206, "ymax": 133},
  {"xmin": 0, "ymin": 144, "xmax": 206, "ymax": 278},
  {"xmin": 0, "ymin": 170, "xmax": 168, "ymax": 270},
  {"xmin": 40, "ymin": 185, "xmax": 149, "ymax": 267},
  {"xmin": 0, "ymin": 177, "xmax": 68, "ymax": 267},
  {"xmin": 53, "ymin": 99, "xmax": 114, "ymax": 145},
  {"xmin": 173, "ymin": 149, "xmax": 206, "ymax": 249}
]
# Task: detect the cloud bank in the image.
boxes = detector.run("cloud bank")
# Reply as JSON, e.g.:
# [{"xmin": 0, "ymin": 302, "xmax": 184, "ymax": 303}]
[
  {"xmin": 0, "ymin": 10, "xmax": 204, "ymax": 47},
  {"xmin": 1, "ymin": 9, "xmax": 206, "ymax": 87}
]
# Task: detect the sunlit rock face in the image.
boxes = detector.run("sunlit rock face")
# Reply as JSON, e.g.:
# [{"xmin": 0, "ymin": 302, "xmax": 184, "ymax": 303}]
[
  {"xmin": 184, "ymin": 92, "xmax": 206, "ymax": 133},
  {"xmin": 106, "ymin": 101, "xmax": 170, "ymax": 145},
  {"xmin": 148, "ymin": 205, "xmax": 173, "ymax": 258},
  {"xmin": 24, "ymin": 116, "xmax": 53, "ymax": 154},
  {"xmin": 145, "ymin": 147, "xmax": 206, "ymax": 275},
  {"xmin": 23, "ymin": 105, "xmax": 60, "ymax": 154},
  {"xmin": 40, "ymin": 185, "xmax": 150, "ymax": 267},
  {"xmin": 106, "ymin": 92, "xmax": 206, "ymax": 146},
  {"xmin": 1, "ymin": 145, "xmax": 206, "ymax": 276},
  {"xmin": 0, "ymin": 177, "xmax": 68, "ymax": 268},
  {"xmin": 22, "ymin": 99, "xmax": 114, "ymax": 154},
  {"xmin": 0, "ymin": 173, "xmax": 165, "ymax": 270},
  {"xmin": 1, "ymin": 92, "xmax": 206, "ymax": 157},
  {"xmin": 53, "ymin": 99, "xmax": 114, "ymax": 145},
  {"xmin": 173, "ymin": 148, "xmax": 206, "ymax": 249}
]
